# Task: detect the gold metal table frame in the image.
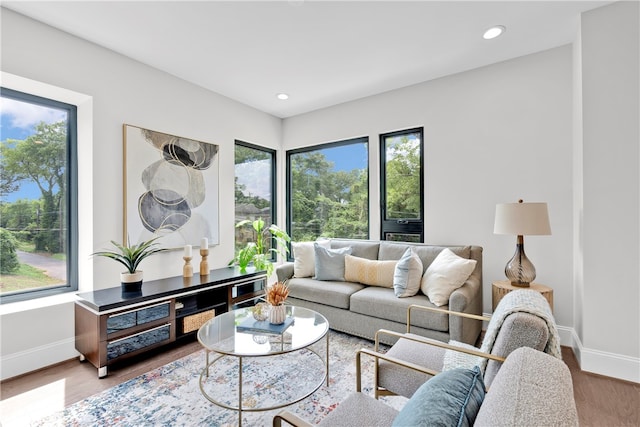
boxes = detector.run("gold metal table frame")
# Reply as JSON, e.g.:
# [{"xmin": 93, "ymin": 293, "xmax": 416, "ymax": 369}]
[{"xmin": 197, "ymin": 306, "xmax": 330, "ymax": 426}]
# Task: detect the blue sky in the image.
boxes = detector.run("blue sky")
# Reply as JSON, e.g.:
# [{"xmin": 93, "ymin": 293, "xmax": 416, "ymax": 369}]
[
  {"xmin": 321, "ymin": 143, "xmax": 367, "ymax": 172},
  {"xmin": 1, "ymin": 96, "xmax": 66, "ymax": 202}
]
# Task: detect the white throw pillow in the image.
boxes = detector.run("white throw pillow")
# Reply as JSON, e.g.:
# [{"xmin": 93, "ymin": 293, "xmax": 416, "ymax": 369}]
[
  {"xmin": 393, "ymin": 247, "xmax": 423, "ymax": 297},
  {"xmin": 292, "ymin": 240, "xmax": 330, "ymax": 278},
  {"xmin": 420, "ymin": 248, "xmax": 477, "ymax": 306}
]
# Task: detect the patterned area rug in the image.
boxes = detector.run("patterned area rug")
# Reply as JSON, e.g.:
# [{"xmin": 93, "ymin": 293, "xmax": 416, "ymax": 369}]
[{"xmin": 34, "ymin": 331, "xmax": 407, "ymax": 426}]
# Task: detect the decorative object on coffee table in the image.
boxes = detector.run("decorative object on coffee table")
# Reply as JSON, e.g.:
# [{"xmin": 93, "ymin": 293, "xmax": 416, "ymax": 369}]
[
  {"xmin": 494, "ymin": 199, "xmax": 551, "ymax": 286},
  {"xmin": 91, "ymin": 236, "xmax": 167, "ymax": 293},
  {"xmin": 252, "ymin": 302, "xmax": 269, "ymax": 321},
  {"xmin": 265, "ymin": 281, "xmax": 289, "ymax": 324}
]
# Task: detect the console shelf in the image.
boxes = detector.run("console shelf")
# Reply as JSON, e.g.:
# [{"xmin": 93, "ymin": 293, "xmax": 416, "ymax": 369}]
[{"xmin": 75, "ymin": 267, "xmax": 266, "ymax": 377}]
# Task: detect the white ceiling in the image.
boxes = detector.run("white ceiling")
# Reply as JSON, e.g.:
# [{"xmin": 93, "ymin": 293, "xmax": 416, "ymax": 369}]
[{"xmin": 2, "ymin": 1, "xmax": 612, "ymax": 118}]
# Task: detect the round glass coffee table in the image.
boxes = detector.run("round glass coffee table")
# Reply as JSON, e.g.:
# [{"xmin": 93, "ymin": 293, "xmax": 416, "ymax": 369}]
[{"xmin": 197, "ymin": 305, "xmax": 329, "ymax": 426}]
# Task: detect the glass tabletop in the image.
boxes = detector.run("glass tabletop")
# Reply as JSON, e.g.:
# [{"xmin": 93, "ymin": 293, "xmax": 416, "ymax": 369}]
[{"xmin": 197, "ymin": 305, "xmax": 328, "ymax": 356}]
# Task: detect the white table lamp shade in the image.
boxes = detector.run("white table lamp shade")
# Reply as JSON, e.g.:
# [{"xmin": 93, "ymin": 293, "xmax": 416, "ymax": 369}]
[{"xmin": 494, "ymin": 202, "xmax": 551, "ymax": 236}]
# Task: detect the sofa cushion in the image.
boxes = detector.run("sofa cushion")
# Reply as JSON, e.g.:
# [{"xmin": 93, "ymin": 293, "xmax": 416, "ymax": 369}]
[
  {"xmin": 286, "ymin": 277, "xmax": 365, "ymax": 309},
  {"xmin": 331, "ymin": 239, "xmax": 380, "ymax": 260},
  {"xmin": 344, "ymin": 255, "xmax": 397, "ymax": 287},
  {"xmin": 350, "ymin": 287, "xmax": 449, "ymax": 331},
  {"xmin": 292, "ymin": 240, "xmax": 330, "ymax": 278},
  {"xmin": 421, "ymin": 248, "xmax": 477, "ymax": 306},
  {"xmin": 393, "ymin": 247, "xmax": 423, "ymax": 297},
  {"xmin": 392, "ymin": 366, "xmax": 486, "ymax": 427},
  {"xmin": 379, "ymin": 242, "xmax": 471, "ymax": 274},
  {"xmin": 314, "ymin": 243, "xmax": 352, "ymax": 281}
]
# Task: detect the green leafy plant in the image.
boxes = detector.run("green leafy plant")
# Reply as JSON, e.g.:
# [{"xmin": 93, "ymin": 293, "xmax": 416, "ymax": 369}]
[
  {"xmin": 231, "ymin": 219, "xmax": 291, "ymax": 277},
  {"xmin": 92, "ymin": 236, "xmax": 167, "ymax": 274}
]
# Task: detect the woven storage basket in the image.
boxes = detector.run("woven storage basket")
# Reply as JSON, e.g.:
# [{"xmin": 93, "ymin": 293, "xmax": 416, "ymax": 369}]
[{"xmin": 182, "ymin": 309, "xmax": 215, "ymax": 333}]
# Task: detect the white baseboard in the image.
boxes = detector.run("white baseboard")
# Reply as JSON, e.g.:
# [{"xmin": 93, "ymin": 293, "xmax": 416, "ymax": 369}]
[
  {"xmin": 482, "ymin": 317, "xmax": 639, "ymax": 383},
  {"xmin": 0, "ymin": 337, "xmax": 78, "ymax": 381},
  {"xmin": 568, "ymin": 329, "xmax": 640, "ymax": 384}
]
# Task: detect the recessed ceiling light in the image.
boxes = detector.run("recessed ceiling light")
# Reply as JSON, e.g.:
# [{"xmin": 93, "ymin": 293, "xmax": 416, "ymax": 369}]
[
  {"xmin": 277, "ymin": 93, "xmax": 289, "ymax": 100},
  {"xmin": 483, "ymin": 25, "xmax": 506, "ymax": 40}
]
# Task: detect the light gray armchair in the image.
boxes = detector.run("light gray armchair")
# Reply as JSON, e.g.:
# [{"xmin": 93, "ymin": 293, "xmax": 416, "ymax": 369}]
[{"xmin": 376, "ymin": 289, "xmax": 559, "ymax": 398}]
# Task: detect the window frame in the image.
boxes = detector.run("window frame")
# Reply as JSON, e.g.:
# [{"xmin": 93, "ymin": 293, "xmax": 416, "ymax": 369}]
[
  {"xmin": 0, "ymin": 87, "xmax": 79, "ymax": 304},
  {"xmin": 286, "ymin": 136, "xmax": 370, "ymax": 246},
  {"xmin": 379, "ymin": 127, "xmax": 424, "ymax": 242},
  {"xmin": 233, "ymin": 140, "xmax": 277, "ymax": 261}
]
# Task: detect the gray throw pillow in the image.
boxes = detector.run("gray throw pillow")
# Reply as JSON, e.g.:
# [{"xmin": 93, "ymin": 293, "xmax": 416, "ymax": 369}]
[
  {"xmin": 314, "ymin": 243, "xmax": 352, "ymax": 281},
  {"xmin": 392, "ymin": 366, "xmax": 486, "ymax": 427}
]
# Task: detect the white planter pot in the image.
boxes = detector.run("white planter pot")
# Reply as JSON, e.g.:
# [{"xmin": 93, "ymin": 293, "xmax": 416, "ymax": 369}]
[{"xmin": 121, "ymin": 270, "xmax": 143, "ymax": 293}]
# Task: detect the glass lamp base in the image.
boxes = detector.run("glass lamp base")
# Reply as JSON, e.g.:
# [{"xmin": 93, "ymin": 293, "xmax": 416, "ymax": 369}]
[{"xmin": 505, "ymin": 243, "xmax": 536, "ymax": 287}]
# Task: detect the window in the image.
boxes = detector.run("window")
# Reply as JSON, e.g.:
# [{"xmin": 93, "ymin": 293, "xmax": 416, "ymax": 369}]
[
  {"xmin": 234, "ymin": 141, "xmax": 276, "ymax": 254},
  {"xmin": 0, "ymin": 87, "xmax": 78, "ymax": 303},
  {"xmin": 380, "ymin": 128, "xmax": 424, "ymax": 242},
  {"xmin": 287, "ymin": 137, "xmax": 369, "ymax": 242}
]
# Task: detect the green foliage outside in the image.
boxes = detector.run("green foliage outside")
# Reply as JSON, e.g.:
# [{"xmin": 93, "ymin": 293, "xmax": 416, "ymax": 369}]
[
  {"xmin": 385, "ymin": 134, "xmax": 421, "ymax": 219},
  {"xmin": 1, "ymin": 121, "xmax": 68, "ymax": 253},
  {"xmin": 1, "ymin": 120, "xmax": 68, "ymax": 293},
  {"xmin": 0, "ymin": 228, "xmax": 20, "ymax": 274},
  {"xmin": 290, "ymin": 149, "xmax": 369, "ymax": 242}
]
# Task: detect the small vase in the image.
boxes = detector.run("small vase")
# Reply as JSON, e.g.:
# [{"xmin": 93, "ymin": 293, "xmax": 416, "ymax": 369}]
[{"xmin": 269, "ymin": 304, "xmax": 286, "ymax": 325}]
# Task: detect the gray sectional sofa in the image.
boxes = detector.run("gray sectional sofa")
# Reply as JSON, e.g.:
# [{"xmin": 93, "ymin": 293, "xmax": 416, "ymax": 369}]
[{"xmin": 276, "ymin": 239, "xmax": 483, "ymax": 345}]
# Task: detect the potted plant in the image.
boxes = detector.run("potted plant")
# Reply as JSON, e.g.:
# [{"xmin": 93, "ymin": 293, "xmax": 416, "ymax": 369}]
[
  {"xmin": 231, "ymin": 218, "xmax": 291, "ymax": 277},
  {"xmin": 92, "ymin": 236, "xmax": 167, "ymax": 293}
]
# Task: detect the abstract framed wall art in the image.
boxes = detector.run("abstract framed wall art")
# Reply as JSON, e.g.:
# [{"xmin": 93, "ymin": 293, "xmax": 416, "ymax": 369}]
[{"xmin": 123, "ymin": 124, "xmax": 219, "ymax": 249}]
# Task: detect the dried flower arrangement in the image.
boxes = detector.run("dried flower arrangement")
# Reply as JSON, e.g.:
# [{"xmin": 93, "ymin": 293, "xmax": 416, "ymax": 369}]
[{"xmin": 265, "ymin": 281, "xmax": 289, "ymax": 306}]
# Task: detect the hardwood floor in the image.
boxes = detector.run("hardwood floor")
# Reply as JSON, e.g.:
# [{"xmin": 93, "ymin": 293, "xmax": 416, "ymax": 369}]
[{"xmin": 1, "ymin": 341, "xmax": 638, "ymax": 426}]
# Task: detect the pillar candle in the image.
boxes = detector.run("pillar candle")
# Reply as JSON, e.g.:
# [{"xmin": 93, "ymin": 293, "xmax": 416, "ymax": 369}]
[
  {"xmin": 201, "ymin": 237, "xmax": 208, "ymax": 249},
  {"xmin": 184, "ymin": 244, "xmax": 192, "ymax": 257}
]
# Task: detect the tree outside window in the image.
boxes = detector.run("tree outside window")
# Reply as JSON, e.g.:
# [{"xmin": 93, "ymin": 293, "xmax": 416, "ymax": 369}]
[
  {"xmin": 287, "ymin": 138, "xmax": 369, "ymax": 242},
  {"xmin": 0, "ymin": 88, "xmax": 77, "ymax": 302}
]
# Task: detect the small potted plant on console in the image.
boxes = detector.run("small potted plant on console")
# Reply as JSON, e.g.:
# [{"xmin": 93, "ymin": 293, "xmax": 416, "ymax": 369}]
[{"xmin": 92, "ymin": 236, "xmax": 167, "ymax": 294}]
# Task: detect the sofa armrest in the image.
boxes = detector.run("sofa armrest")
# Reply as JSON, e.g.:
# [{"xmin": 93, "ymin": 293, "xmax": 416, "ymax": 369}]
[
  {"xmin": 448, "ymin": 275, "xmax": 484, "ymax": 344},
  {"xmin": 276, "ymin": 262, "xmax": 294, "ymax": 282}
]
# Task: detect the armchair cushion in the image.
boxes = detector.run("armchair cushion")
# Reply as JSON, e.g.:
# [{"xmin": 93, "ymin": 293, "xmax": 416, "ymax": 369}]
[{"xmin": 392, "ymin": 366, "xmax": 486, "ymax": 427}]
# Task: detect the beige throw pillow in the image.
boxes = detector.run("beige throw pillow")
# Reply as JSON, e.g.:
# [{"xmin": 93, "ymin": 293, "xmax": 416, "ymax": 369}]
[
  {"xmin": 344, "ymin": 255, "xmax": 397, "ymax": 287},
  {"xmin": 292, "ymin": 240, "xmax": 330, "ymax": 278},
  {"xmin": 420, "ymin": 248, "xmax": 477, "ymax": 306}
]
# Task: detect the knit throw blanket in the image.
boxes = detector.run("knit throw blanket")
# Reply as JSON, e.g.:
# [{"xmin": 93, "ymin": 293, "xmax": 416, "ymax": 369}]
[{"xmin": 480, "ymin": 289, "xmax": 562, "ymax": 361}]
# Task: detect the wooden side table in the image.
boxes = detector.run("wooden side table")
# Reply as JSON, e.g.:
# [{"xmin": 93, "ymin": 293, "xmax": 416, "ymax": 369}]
[{"xmin": 492, "ymin": 280, "xmax": 553, "ymax": 312}]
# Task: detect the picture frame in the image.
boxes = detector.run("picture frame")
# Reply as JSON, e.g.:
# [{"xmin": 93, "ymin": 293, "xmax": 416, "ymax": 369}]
[{"xmin": 123, "ymin": 124, "xmax": 219, "ymax": 249}]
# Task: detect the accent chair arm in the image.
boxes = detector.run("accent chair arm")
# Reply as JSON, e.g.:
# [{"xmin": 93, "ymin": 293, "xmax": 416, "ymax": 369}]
[
  {"xmin": 373, "ymin": 328, "xmax": 505, "ymax": 364},
  {"xmin": 273, "ymin": 410, "xmax": 314, "ymax": 427}
]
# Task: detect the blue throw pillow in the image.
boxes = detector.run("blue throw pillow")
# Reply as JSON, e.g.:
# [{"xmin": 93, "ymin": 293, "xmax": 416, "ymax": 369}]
[
  {"xmin": 392, "ymin": 366, "xmax": 485, "ymax": 427},
  {"xmin": 314, "ymin": 243, "xmax": 352, "ymax": 281}
]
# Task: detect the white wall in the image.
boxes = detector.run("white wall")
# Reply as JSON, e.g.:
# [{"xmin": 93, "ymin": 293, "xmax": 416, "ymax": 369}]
[
  {"xmin": 284, "ymin": 46, "xmax": 575, "ymax": 329},
  {"xmin": 0, "ymin": 8, "xmax": 282, "ymax": 380},
  {"xmin": 577, "ymin": 1, "xmax": 639, "ymax": 380}
]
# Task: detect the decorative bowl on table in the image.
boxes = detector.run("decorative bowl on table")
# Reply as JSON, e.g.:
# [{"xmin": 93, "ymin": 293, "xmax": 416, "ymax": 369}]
[{"xmin": 251, "ymin": 302, "xmax": 269, "ymax": 321}]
